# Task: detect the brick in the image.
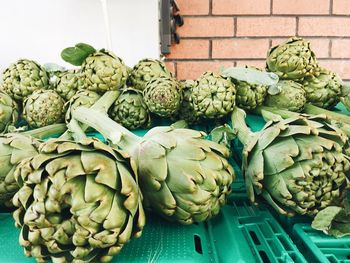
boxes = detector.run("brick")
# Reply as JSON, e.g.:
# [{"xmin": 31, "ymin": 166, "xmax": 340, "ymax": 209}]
[
  {"xmin": 271, "ymin": 38, "xmax": 330, "ymax": 58},
  {"xmin": 176, "ymin": 0, "xmax": 209, "ymax": 15},
  {"xmin": 167, "ymin": 40, "xmax": 209, "ymax": 59},
  {"xmin": 176, "ymin": 61, "xmax": 234, "ymax": 80},
  {"xmin": 178, "ymin": 17, "xmax": 234, "ymax": 37},
  {"xmin": 332, "ymin": 39, "xmax": 350, "ymax": 58},
  {"xmin": 273, "ymin": 0, "xmax": 330, "ymax": 14},
  {"xmin": 164, "ymin": 62, "xmax": 176, "ymax": 75},
  {"xmin": 333, "ymin": 0, "xmax": 350, "ymax": 15},
  {"xmin": 299, "ymin": 17, "xmax": 350, "ymax": 37},
  {"xmin": 212, "ymin": 0, "xmax": 270, "ymax": 15},
  {"xmin": 212, "ymin": 39, "xmax": 269, "ymax": 59},
  {"xmin": 237, "ymin": 17, "xmax": 296, "ymax": 37},
  {"xmin": 319, "ymin": 60, "xmax": 350, "ymax": 79},
  {"xmin": 235, "ymin": 60, "xmax": 267, "ymax": 68}
]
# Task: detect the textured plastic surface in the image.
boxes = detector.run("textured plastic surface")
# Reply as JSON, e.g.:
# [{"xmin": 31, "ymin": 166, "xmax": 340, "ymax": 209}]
[{"xmin": 293, "ymin": 224, "xmax": 350, "ymax": 263}]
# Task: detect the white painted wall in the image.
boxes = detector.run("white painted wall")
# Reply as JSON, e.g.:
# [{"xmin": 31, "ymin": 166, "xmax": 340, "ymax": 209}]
[{"xmin": 0, "ymin": 0, "xmax": 160, "ymax": 74}]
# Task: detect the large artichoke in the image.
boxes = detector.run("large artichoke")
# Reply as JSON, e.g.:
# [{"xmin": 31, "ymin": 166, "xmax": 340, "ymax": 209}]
[
  {"xmin": 51, "ymin": 69, "xmax": 84, "ymax": 100},
  {"xmin": 301, "ymin": 68, "xmax": 343, "ymax": 109},
  {"xmin": 1, "ymin": 59, "xmax": 49, "ymax": 101},
  {"xmin": 80, "ymin": 50, "xmax": 129, "ymax": 93},
  {"xmin": 266, "ymin": 37, "xmax": 319, "ymax": 81},
  {"xmin": 232, "ymin": 107, "xmax": 350, "ymax": 217},
  {"xmin": 13, "ymin": 138, "xmax": 145, "ymax": 262},
  {"xmin": 65, "ymin": 90, "xmax": 101, "ymax": 123},
  {"xmin": 74, "ymin": 108, "xmax": 235, "ymax": 224},
  {"xmin": 128, "ymin": 58, "xmax": 172, "ymax": 90},
  {"xmin": 265, "ymin": 80, "xmax": 306, "ymax": 112},
  {"xmin": 109, "ymin": 87, "xmax": 151, "ymax": 130},
  {"xmin": 23, "ymin": 89, "xmax": 66, "ymax": 128},
  {"xmin": 0, "ymin": 90, "xmax": 19, "ymax": 133},
  {"xmin": 190, "ymin": 71, "xmax": 236, "ymax": 119},
  {"xmin": 143, "ymin": 76, "xmax": 183, "ymax": 118}
]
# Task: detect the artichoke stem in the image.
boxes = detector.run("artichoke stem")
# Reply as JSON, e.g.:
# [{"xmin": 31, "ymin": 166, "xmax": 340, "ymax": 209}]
[
  {"xmin": 304, "ymin": 104, "xmax": 350, "ymax": 125},
  {"xmin": 231, "ymin": 107, "xmax": 254, "ymax": 145},
  {"xmin": 22, "ymin": 123, "xmax": 66, "ymax": 139},
  {"xmin": 67, "ymin": 119, "xmax": 87, "ymax": 141},
  {"xmin": 72, "ymin": 107, "xmax": 141, "ymax": 152}
]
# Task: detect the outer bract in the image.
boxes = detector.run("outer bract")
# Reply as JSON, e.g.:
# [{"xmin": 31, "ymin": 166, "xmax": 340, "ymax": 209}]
[
  {"xmin": 302, "ymin": 68, "xmax": 343, "ymax": 109},
  {"xmin": 1, "ymin": 59, "xmax": 49, "ymax": 101},
  {"xmin": 265, "ymin": 80, "xmax": 306, "ymax": 112},
  {"xmin": 51, "ymin": 69, "xmax": 84, "ymax": 100},
  {"xmin": 232, "ymin": 108, "xmax": 350, "ymax": 217},
  {"xmin": 65, "ymin": 90, "xmax": 101, "ymax": 123},
  {"xmin": 143, "ymin": 76, "xmax": 183, "ymax": 118},
  {"xmin": 129, "ymin": 59, "xmax": 171, "ymax": 90},
  {"xmin": 267, "ymin": 37, "xmax": 319, "ymax": 81},
  {"xmin": 0, "ymin": 90, "xmax": 19, "ymax": 133},
  {"xmin": 13, "ymin": 138, "xmax": 145, "ymax": 263},
  {"xmin": 110, "ymin": 87, "xmax": 151, "ymax": 130},
  {"xmin": 23, "ymin": 90, "xmax": 66, "ymax": 128},
  {"xmin": 81, "ymin": 50, "xmax": 128, "ymax": 93},
  {"xmin": 191, "ymin": 72, "xmax": 236, "ymax": 119}
]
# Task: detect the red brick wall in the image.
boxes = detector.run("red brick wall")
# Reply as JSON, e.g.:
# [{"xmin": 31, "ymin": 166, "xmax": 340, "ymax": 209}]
[{"xmin": 165, "ymin": 0, "xmax": 350, "ymax": 80}]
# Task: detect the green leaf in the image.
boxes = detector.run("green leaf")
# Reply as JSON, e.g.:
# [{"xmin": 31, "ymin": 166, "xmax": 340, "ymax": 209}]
[
  {"xmin": 222, "ymin": 67, "xmax": 279, "ymax": 86},
  {"xmin": 61, "ymin": 43, "xmax": 96, "ymax": 66},
  {"xmin": 209, "ymin": 124, "xmax": 236, "ymax": 148},
  {"xmin": 170, "ymin": 120, "xmax": 188, "ymax": 129}
]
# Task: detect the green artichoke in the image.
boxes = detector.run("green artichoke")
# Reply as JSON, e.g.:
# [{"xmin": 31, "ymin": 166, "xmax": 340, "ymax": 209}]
[
  {"xmin": 23, "ymin": 90, "xmax": 66, "ymax": 128},
  {"xmin": 0, "ymin": 90, "xmax": 19, "ymax": 133},
  {"xmin": 266, "ymin": 37, "xmax": 319, "ymax": 81},
  {"xmin": 65, "ymin": 90, "xmax": 101, "ymax": 123},
  {"xmin": 74, "ymin": 108, "xmax": 235, "ymax": 224},
  {"xmin": 301, "ymin": 68, "xmax": 343, "ymax": 109},
  {"xmin": 80, "ymin": 50, "xmax": 129, "ymax": 93},
  {"xmin": 191, "ymin": 71, "xmax": 236, "ymax": 119},
  {"xmin": 1, "ymin": 59, "xmax": 49, "ymax": 101},
  {"xmin": 265, "ymin": 80, "xmax": 306, "ymax": 112},
  {"xmin": 109, "ymin": 87, "xmax": 151, "ymax": 130},
  {"xmin": 143, "ymin": 76, "xmax": 183, "ymax": 118},
  {"xmin": 340, "ymin": 85, "xmax": 350, "ymax": 112},
  {"xmin": 51, "ymin": 69, "xmax": 84, "ymax": 100},
  {"xmin": 13, "ymin": 138, "xmax": 145, "ymax": 262},
  {"xmin": 128, "ymin": 58, "xmax": 172, "ymax": 90},
  {"xmin": 232, "ymin": 107, "xmax": 350, "ymax": 217}
]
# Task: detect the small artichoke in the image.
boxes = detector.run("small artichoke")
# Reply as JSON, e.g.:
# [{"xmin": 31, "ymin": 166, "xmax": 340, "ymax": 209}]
[
  {"xmin": 143, "ymin": 76, "xmax": 183, "ymax": 117},
  {"xmin": 0, "ymin": 90, "xmax": 19, "ymax": 133},
  {"xmin": 267, "ymin": 37, "xmax": 319, "ymax": 81},
  {"xmin": 301, "ymin": 68, "xmax": 343, "ymax": 109},
  {"xmin": 51, "ymin": 69, "xmax": 84, "ymax": 100},
  {"xmin": 23, "ymin": 90, "xmax": 66, "ymax": 128},
  {"xmin": 1, "ymin": 59, "xmax": 49, "ymax": 101},
  {"xmin": 340, "ymin": 85, "xmax": 350, "ymax": 112},
  {"xmin": 65, "ymin": 90, "xmax": 101, "ymax": 123},
  {"xmin": 73, "ymin": 108, "xmax": 235, "ymax": 224},
  {"xmin": 191, "ymin": 72, "xmax": 236, "ymax": 119},
  {"xmin": 265, "ymin": 80, "xmax": 306, "ymax": 112},
  {"xmin": 129, "ymin": 59, "xmax": 172, "ymax": 90},
  {"xmin": 109, "ymin": 87, "xmax": 151, "ymax": 130},
  {"xmin": 13, "ymin": 138, "xmax": 145, "ymax": 263},
  {"xmin": 80, "ymin": 50, "xmax": 129, "ymax": 93},
  {"xmin": 232, "ymin": 107, "xmax": 350, "ymax": 217}
]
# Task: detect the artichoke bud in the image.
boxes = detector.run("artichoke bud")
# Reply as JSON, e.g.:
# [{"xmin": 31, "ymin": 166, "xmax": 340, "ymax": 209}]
[{"xmin": 0, "ymin": 90, "xmax": 19, "ymax": 133}]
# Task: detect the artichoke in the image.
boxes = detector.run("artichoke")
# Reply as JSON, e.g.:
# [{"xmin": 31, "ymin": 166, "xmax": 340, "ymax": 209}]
[
  {"xmin": 301, "ymin": 68, "xmax": 343, "ymax": 109},
  {"xmin": 1, "ymin": 59, "xmax": 49, "ymax": 101},
  {"xmin": 129, "ymin": 58, "xmax": 172, "ymax": 90},
  {"xmin": 232, "ymin": 107, "xmax": 350, "ymax": 217},
  {"xmin": 340, "ymin": 85, "xmax": 350, "ymax": 112},
  {"xmin": 191, "ymin": 71, "xmax": 236, "ymax": 119},
  {"xmin": 13, "ymin": 138, "xmax": 145, "ymax": 262},
  {"xmin": 265, "ymin": 80, "xmax": 306, "ymax": 112},
  {"xmin": 51, "ymin": 69, "xmax": 84, "ymax": 100},
  {"xmin": 80, "ymin": 50, "xmax": 129, "ymax": 93},
  {"xmin": 109, "ymin": 87, "xmax": 151, "ymax": 130},
  {"xmin": 65, "ymin": 90, "xmax": 101, "ymax": 123},
  {"xmin": 266, "ymin": 37, "xmax": 319, "ymax": 81},
  {"xmin": 74, "ymin": 108, "xmax": 235, "ymax": 224},
  {"xmin": 143, "ymin": 76, "xmax": 183, "ymax": 118},
  {"xmin": 0, "ymin": 90, "xmax": 19, "ymax": 133},
  {"xmin": 23, "ymin": 90, "xmax": 66, "ymax": 128}
]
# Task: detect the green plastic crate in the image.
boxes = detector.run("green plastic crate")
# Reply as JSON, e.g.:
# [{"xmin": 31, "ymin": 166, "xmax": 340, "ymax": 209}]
[{"xmin": 292, "ymin": 224, "xmax": 350, "ymax": 263}]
